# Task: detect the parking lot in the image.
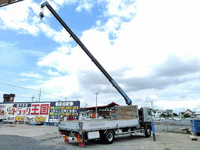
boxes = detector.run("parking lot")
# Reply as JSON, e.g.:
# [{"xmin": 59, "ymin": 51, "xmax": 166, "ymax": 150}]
[{"xmin": 0, "ymin": 123, "xmax": 200, "ymax": 150}]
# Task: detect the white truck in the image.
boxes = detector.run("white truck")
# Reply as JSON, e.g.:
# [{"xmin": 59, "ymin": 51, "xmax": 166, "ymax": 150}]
[
  {"xmin": 40, "ymin": 1, "xmax": 155, "ymax": 147},
  {"xmin": 59, "ymin": 106, "xmax": 153, "ymax": 147}
]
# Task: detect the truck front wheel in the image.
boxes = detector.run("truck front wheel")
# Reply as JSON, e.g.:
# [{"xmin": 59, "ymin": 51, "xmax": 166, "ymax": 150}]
[
  {"xmin": 145, "ymin": 126, "xmax": 151, "ymax": 137},
  {"xmin": 104, "ymin": 130, "xmax": 114, "ymax": 144}
]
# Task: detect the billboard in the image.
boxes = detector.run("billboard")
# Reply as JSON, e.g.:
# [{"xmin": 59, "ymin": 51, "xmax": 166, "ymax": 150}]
[
  {"xmin": 0, "ymin": 101, "xmax": 80, "ymax": 123},
  {"xmin": 49, "ymin": 101, "xmax": 80, "ymax": 122},
  {"xmin": 12, "ymin": 102, "xmax": 50, "ymax": 122},
  {"xmin": 0, "ymin": 104, "xmax": 8, "ymax": 120}
]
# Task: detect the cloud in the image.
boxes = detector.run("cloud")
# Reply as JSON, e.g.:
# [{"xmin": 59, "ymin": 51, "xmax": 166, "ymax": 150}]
[
  {"xmin": 155, "ymin": 99, "xmax": 200, "ymax": 111},
  {"xmin": 0, "ymin": 0, "xmax": 72, "ymax": 45},
  {"xmin": 47, "ymin": 70, "xmax": 60, "ymax": 76},
  {"xmin": 102, "ymin": 0, "xmax": 136, "ymax": 18},
  {"xmin": 76, "ymin": 0, "xmax": 95, "ymax": 12},
  {"xmin": 52, "ymin": 0, "xmax": 95, "ymax": 12},
  {"xmin": 154, "ymin": 55, "xmax": 200, "ymax": 77},
  {"xmin": 37, "ymin": 29, "xmax": 112, "ymax": 74},
  {"xmin": 14, "ymin": 78, "xmax": 30, "ymax": 82},
  {"xmin": 53, "ymin": 0, "xmax": 77, "ymax": 5},
  {"xmin": 37, "ymin": 48, "xmax": 75, "ymax": 73},
  {"xmin": 39, "ymin": 23, "xmax": 72, "ymax": 45},
  {"xmin": 0, "ymin": 0, "xmax": 40, "ymax": 36},
  {"xmin": 19, "ymin": 72, "xmax": 43, "ymax": 79},
  {"xmin": 3, "ymin": 0, "xmax": 200, "ymax": 111},
  {"xmin": 41, "ymin": 76, "xmax": 78, "ymax": 96},
  {"xmin": 37, "ymin": 4, "xmax": 200, "ymax": 107},
  {"xmin": 96, "ymin": 0, "xmax": 136, "ymax": 38},
  {"xmin": 130, "ymin": 0, "xmax": 200, "ymax": 57},
  {"xmin": 114, "ymin": 55, "xmax": 200, "ymax": 93}
]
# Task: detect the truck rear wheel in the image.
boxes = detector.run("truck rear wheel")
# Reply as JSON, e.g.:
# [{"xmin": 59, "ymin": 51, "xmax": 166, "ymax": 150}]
[
  {"xmin": 104, "ymin": 130, "xmax": 114, "ymax": 144},
  {"xmin": 145, "ymin": 126, "xmax": 151, "ymax": 137}
]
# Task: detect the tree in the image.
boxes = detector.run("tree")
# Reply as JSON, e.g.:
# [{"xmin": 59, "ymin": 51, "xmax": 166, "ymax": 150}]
[
  {"xmin": 173, "ymin": 113, "xmax": 178, "ymax": 116},
  {"xmin": 160, "ymin": 113, "xmax": 166, "ymax": 117},
  {"xmin": 184, "ymin": 113, "xmax": 190, "ymax": 118}
]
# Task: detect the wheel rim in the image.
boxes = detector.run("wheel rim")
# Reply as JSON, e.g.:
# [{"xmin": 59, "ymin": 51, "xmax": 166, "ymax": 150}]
[
  {"xmin": 108, "ymin": 133, "xmax": 113, "ymax": 141},
  {"xmin": 147, "ymin": 129, "xmax": 150, "ymax": 134},
  {"xmin": 146, "ymin": 128, "xmax": 151, "ymax": 136}
]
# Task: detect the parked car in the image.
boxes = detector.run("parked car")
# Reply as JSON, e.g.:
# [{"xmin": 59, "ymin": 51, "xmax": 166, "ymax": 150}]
[
  {"xmin": 173, "ymin": 117, "xmax": 181, "ymax": 121},
  {"xmin": 160, "ymin": 117, "xmax": 165, "ymax": 120},
  {"xmin": 153, "ymin": 117, "xmax": 161, "ymax": 121},
  {"xmin": 191, "ymin": 116, "xmax": 197, "ymax": 118},
  {"xmin": 98, "ymin": 116, "xmax": 104, "ymax": 119}
]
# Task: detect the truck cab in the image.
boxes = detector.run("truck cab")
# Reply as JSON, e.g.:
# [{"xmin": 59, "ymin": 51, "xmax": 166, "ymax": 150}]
[{"xmin": 139, "ymin": 107, "xmax": 153, "ymax": 122}]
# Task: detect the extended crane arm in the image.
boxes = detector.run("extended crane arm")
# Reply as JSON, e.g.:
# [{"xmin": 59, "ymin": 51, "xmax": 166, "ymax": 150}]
[{"xmin": 40, "ymin": 1, "xmax": 132, "ymax": 105}]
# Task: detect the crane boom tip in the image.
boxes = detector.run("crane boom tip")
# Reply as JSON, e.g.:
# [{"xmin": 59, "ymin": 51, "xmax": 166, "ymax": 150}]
[{"xmin": 41, "ymin": 1, "xmax": 49, "ymax": 8}]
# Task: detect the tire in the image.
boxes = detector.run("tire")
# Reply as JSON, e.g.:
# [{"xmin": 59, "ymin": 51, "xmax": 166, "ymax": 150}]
[
  {"xmin": 104, "ymin": 130, "xmax": 114, "ymax": 144},
  {"xmin": 145, "ymin": 126, "xmax": 151, "ymax": 137}
]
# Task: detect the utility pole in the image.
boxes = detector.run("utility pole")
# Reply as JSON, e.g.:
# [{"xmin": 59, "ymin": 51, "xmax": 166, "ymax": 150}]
[
  {"xmin": 95, "ymin": 92, "xmax": 99, "ymax": 119},
  {"xmin": 31, "ymin": 96, "xmax": 35, "ymax": 102},
  {"xmin": 151, "ymin": 101, "xmax": 153, "ymax": 109},
  {"xmin": 39, "ymin": 88, "xmax": 41, "ymax": 102},
  {"xmin": 146, "ymin": 100, "xmax": 153, "ymax": 109}
]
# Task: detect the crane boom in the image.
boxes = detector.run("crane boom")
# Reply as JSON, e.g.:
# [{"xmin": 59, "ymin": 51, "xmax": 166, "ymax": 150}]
[{"xmin": 40, "ymin": 1, "xmax": 132, "ymax": 105}]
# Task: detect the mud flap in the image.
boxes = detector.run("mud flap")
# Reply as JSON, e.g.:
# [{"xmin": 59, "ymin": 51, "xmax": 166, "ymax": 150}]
[
  {"xmin": 65, "ymin": 139, "xmax": 69, "ymax": 143},
  {"xmin": 79, "ymin": 142, "xmax": 85, "ymax": 147}
]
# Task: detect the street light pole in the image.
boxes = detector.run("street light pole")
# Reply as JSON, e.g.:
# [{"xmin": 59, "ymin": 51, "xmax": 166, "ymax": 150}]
[
  {"xmin": 95, "ymin": 92, "xmax": 99, "ymax": 119},
  {"xmin": 151, "ymin": 101, "xmax": 153, "ymax": 109},
  {"xmin": 39, "ymin": 88, "xmax": 41, "ymax": 102}
]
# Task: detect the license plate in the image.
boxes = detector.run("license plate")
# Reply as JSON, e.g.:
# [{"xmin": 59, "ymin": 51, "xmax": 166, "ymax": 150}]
[{"xmin": 69, "ymin": 137, "xmax": 73, "ymax": 141}]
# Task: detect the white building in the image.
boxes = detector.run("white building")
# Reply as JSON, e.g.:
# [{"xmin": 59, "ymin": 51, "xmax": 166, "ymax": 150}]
[
  {"xmin": 154, "ymin": 109, "xmax": 173, "ymax": 117},
  {"xmin": 154, "ymin": 110, "xmax": 166, "ymax": 117}
]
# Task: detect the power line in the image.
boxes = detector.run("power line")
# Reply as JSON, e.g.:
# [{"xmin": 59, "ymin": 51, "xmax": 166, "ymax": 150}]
[
  {"xmin": 0, "ymin": 81, "xmax": 67, "ymax": 99},
  {"xmin": 0, "ymin": 81, "xmax": 39, "ymax": 92},
  {"xmin": 41, "ymin": 91, "xmax": 67, "ymax": 99}
]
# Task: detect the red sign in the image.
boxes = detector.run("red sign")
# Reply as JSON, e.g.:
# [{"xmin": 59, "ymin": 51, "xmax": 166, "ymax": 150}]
[{"xmin": 12, "ymin": 103, "xmax": 49, "ymax": 116}]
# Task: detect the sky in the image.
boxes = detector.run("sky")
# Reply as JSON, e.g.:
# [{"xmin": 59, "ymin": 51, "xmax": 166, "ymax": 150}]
[{"xmin": 0, "ymin": 0, "xmax": 200, "ymax": 113}]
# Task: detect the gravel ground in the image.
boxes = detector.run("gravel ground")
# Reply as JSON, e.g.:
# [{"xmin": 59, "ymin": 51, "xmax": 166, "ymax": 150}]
[{"xmin": 0, "ymin": 123, "xmax": 200, "ymax": 150}]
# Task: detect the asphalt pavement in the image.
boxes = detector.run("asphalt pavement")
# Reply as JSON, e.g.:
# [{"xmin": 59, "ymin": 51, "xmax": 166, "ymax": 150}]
[{"xmin": 0, "ymin": 122, "xmax": 199, "ymax": 150}]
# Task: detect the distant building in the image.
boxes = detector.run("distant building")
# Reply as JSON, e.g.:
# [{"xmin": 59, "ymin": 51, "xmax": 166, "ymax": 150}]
[
  {"xmin": 195, "ymin": 112, "xmax": 200, "ymax": 119},
  {"xmin": 154, "ymin": 110, "xmax": 166, "ymax": 117},
  {"xmin": 180, "ymin": 109, "xmax": 195, "ymax": 117},
  {"xmin": 166, "ymin": 109, "xmax": 173, "ymax": 116},
  {"xmin": 3, "ymin": 94, "xmax": 15, "ymax": 103},
  {"xmin": 154, "ymin": 109, "xmax": 173, "ymax": 117},
  {"xmin": 83, "ymin": 102, "xmax": 119, "ymax": 119}
]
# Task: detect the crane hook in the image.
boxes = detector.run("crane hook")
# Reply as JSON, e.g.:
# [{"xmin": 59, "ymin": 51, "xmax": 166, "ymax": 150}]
[{"xmin": 39, "ymin": 11, "xmax": 44, "ymax": 20}]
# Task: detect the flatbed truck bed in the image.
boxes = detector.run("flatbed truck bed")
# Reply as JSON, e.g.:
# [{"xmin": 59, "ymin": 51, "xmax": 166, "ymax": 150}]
[{"xmin": 59, "ymin": 119, "xmax": 139, "ymax": 132}]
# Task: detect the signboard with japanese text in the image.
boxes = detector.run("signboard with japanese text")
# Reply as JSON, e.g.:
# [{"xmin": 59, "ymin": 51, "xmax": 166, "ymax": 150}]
[
  {"xmin": 0, "ymin": 102, "xmax": 50, "ymax": 122},
  {"xmin": 0, "ymin": 101, "xmax": 80, "ymax": 123},
  {"xmin": 12, "ymin": 102, "xmax": 50, "ymax": 122},
  {"xmin": 49, "ymin": 101, "xmax": 80, "ymax": 122}
]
